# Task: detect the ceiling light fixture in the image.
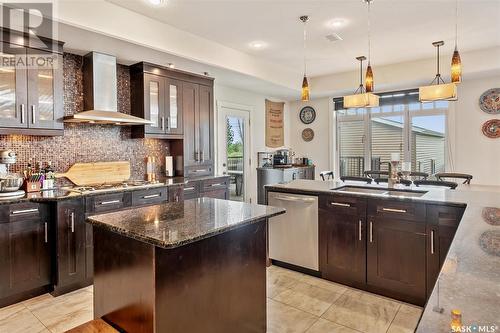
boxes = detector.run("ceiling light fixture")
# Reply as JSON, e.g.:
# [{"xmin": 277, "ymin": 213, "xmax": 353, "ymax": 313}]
[
  {"xmin": 249, "ymin": 41, "xmax": 267, "ymax": 50},
  {"xmin": 364, "ymin": 0, "xmax": 374, "ymax": 93},
  {"xmin": 326, "ymin": 18, "xmax": 347, "ymax": 29},
  {"xmin": 300, "ymin": 15, "xmax": 310, "ymax": 102},
  {"xmin": 451, "ymin": 0, "xmax": 462, "ymax": 83},
  {"xmin": 147, "ymin": 0, "xmax": 165, "ymax": 6},
  {"xmin": 343, "ymin": 56, "xmax": 379, "ymax": 108},
  {"xmin": 419, "ymin": 41, "xmax": 457, "ymax": 102},
  {"xmin": 167, "ymin": 63, "xmax": 175, "ymax": 69}
]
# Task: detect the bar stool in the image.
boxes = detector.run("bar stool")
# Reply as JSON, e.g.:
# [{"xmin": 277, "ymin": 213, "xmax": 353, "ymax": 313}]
[
  {"xmin": 434, "ymin": 172, "xmax": 472, "ymax": 184},
  {"xmin": 414, "ymin": 180, "xmax": 458, "ymax": 189},
  {"xmin": 340, "ymin": 176, "xmax": 373, "ymax": 184},
  {"xmin": 320, "ymin": 171, "xmax": 334, "ymax": 181}
]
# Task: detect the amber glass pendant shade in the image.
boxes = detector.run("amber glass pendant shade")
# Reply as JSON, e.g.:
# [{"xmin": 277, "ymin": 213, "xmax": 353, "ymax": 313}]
[
  {"xmin": 301, "ymin": 75, "xmax": 310, "ymax": 101},
  {"xmin": 451, "ymin": 47, "xmax": 462, "ymax": 83},
  {"xmin": 365, "ymin": 63, "xmax": 374, "ymax": 93}
]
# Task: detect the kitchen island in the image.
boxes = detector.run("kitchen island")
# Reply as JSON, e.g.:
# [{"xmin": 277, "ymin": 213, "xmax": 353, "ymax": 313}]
[
  {"xmin": 265, "ymin": 180, "xmax": 500, "ymax": 332},
  {"xmin": 86, "ymin": 197, "xmax": 285, "ymax": 333}
]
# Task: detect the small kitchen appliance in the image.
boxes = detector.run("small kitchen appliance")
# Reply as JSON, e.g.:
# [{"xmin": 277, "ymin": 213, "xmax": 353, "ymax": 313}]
[
  {"xmin": 272, "ymin": 149, "xmax": 292, "ymax": 167},
  {"xmin": 0, "ymin": 149, "xmax": 25, "ymax": 197},
  {"xmin": 165, "ymin": 156, "xmax": 174, "ymax": 177}
]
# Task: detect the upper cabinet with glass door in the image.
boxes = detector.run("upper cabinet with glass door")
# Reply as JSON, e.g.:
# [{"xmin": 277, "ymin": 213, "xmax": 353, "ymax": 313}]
[
  {"xmin": 0, "ymin": 32, "xmax": 64, "ymax": 135},
  {"xmin": 130, "ymin": 62, "xmax": 184, "ymax": 139}
]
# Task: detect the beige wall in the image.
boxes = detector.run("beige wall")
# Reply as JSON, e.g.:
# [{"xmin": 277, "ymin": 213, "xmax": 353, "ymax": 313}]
[
  {"xmin": 450, "ymin": 75, "xmax": 500, "ymax": 186},
  {"xmin": 214, "ymin": 84, "xmax": 290, "ymax": 202},
  {"xmin": 289, "ymin": 98, "xmax": 332, "ymax": 179},
  {"xmin": 288, "ymin": 74, "xmax": 500, "ymax": 186}
]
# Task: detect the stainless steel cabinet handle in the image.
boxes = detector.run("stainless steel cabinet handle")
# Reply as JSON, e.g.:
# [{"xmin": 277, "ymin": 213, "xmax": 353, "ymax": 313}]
[
  {"xmin": 143, "ymin": 194, "xmax": 160, "ymax": 199},
  {"xmin": 100, "ymin": 200, "xmax": 121, "ymax": 205},
  {"xmin": 369, "ymin": 221, "xmax": 373, "ymax": 243},
  {"xmin": 11, "ymin": 208, "xmax": 38, "ymax": 215},
  {"xmin": 200, "ymin": 150, "xmax": 204, "ymax": 162},
  {"xmin": 192, "ymin": 169, "xmax": 208, "ymax": 173},
  {"xmin": 31, "ymin": 105, "xmax": 36, "ymax": 124},
  {"xmin": 20, "ymin": 104, "xmax": 25, "ymax": 123},
  {"xmin": 184, "ymin": 187, "xmax": 195, "ymax": 191},
  {"xmin": 210, "ymin": 183, "xmax": 223, "ymax": 187},
  {"xmin": 430, "ymin": 230, "xmax": 435, "ymax": 254},
  {"xmin": 161, "ymin": 117, "xmax": 165, "ymax": 130},
  {"xmin": 331, "ymin": 202, "xmax": 351, "ymax": 207},
  {"xmin": 382, "ymin": 207, "xmax": 407, "ymax": 213},
  {"xmin": 194, "ymin": 151, "xmax": 199, "ymax": 162},
  {"xmin": 166, "ymin": 116, "xmax": 170, "ymax": 130},
  {"xmin": 174, "ymin": 195, "xmax": 179, "ymax": 202},
  {"xmin": 44, "ymin": 222, "xmax": 48, "ymax": 243},
  {"xmin": 358, "ymin": 220, "xmax": 362, "ymax": 241},
  {"xmin": 70, "ymin": 212, "xmax": 75, "ymax": 233},
  {"xmin": 274, "ymin": 195, "xmax": 315, "ymax": 203}
]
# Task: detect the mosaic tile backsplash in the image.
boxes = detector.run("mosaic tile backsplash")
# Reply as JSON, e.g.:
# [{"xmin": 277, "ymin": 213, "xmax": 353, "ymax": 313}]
[{"xmin": 0, "ymin": 53, "xmax": 170, "ymax": 183}]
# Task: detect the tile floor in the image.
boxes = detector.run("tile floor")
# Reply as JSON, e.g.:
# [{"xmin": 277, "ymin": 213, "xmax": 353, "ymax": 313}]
[{"xmin": 0, "ymin": 266, "xmax": 422, "ymax": 333}]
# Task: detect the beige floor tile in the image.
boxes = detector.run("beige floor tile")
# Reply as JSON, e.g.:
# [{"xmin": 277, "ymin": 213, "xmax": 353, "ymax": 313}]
[
  {"xmin": 387, "ymin": 304, "xmax": 423, "ymax": 333},
  {"xmin": 267, "ymin": 298, "xmax": 318, "ymax": 333},
  {"xmin": 306, "ymin": 318, "xmax": 361, "ymax": 333},
  {"xmin": 267, "ymin": 267, "xmax": 302, "ymax": 299},
  {"xmin": 0, "ymin": 305, "xmax": 48, "ymax": 333},
  {"xmin": 322, "ymin": 290, "xmax": 400, "ymax": 333},
  {"xmin": 30, "ymin": 289, "xmax": 93, "ymax": 333},
  {"xmin": 22, "ymin": 293, "xmax": 55, "ymax": 311},
  {"xmin": 274, "ymin": 281, "xmax": 343, "ymax": 316},
  {"xmin": 299, "ymin": 275, "xmax": 348, "ymax": 295}
]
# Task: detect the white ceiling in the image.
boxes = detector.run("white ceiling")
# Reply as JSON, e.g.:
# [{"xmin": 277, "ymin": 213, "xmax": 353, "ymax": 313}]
[{"xmin": 107, "ymin": 0, "xmax": 500, "ymax": 77}]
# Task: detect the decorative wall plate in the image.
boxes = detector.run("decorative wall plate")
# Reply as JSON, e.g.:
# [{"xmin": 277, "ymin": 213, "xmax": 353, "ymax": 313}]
[
  {"xmin": 302, "ymin": 128, "xmax": 314, "ymax": 142},
  {"xmin": 479, "ymin": 230, "xmax": 500, "ymax": 257},
  {"xmin": 479, "ymin": 88, "xmax": 500, "ymax": 114},
  {"xmin": 482, "ymin": 207, "xmax": 500, "ymax": 226},
  {"xmin": 481, "ymin": 119, "xmax": 500, "ymax": 138},
  {"xmin": 299, "ymin": 106, "xmax": 316, "ymax": 124}
]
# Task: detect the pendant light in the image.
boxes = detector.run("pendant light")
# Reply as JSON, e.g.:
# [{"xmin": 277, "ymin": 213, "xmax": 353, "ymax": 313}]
[
  {"xmin": 364, "ymin": 0, "xmax": 374, "ymax": 93},
  {"xmin": 419, "ymin": 41, "xmax": 457, "ymax": 102},
  {"xmin": 343, "ymin": 56, "xmax": 380, "ymax": 108},
  {"xmin": 300, "ymin": 15, "xmax": 310, "ymax": 101},
  {"xmin": 451, "ymin": 0, "xmax": 462, "ymax": 83}
]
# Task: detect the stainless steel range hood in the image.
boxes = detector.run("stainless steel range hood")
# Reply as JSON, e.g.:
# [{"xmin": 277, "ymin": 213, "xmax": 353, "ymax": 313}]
[{"xmin": 63, "ymin": 52, "xmax": 153, "ymax": 125}]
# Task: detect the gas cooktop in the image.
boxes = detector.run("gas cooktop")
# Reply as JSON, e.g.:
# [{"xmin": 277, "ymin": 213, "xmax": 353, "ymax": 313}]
[{"xmin": 66, "ymin": 180, "xmax": 161, "ymax": 194}]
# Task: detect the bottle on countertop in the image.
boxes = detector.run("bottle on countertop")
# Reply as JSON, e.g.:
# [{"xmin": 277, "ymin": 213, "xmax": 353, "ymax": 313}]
[{"xmin": 42, "ymin": 161, "xmax": 55, "ymax": 189}]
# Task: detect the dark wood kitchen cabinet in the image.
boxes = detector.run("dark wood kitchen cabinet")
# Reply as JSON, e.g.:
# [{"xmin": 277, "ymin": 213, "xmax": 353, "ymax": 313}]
[
  {"xmin": 0, "ymin": 202, "xmax": 51, "ymax": 306},
  {"xmin": 130, "ymin": 63, "xmax": 184, "ymax": 139},
  {"xmin": 52, "ymin": 198, "xmax": 87, "ymax": 296},
  {"xmin": 182, "ymin": 176, "xmax": 229, "ymax": 200},
  {"xmin": 426, "ymin": 204, "xmax": 465, "ymax": 297},
  {"xmin": 366, "ymin": 200, "xmax": 427, "ymax": 305},
  {"xmin": 0, "ymin": 31, "xmax": 64, "ymax": 136},
  {"xmin": 319, "ymin": 195, "xmax": 367, "ymax": 288}
]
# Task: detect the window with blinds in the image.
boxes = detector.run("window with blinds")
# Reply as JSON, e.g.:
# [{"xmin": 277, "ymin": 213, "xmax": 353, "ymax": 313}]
[{"xmin": 334, "ymin": 89, "xmax": 448, "ymax": 178}]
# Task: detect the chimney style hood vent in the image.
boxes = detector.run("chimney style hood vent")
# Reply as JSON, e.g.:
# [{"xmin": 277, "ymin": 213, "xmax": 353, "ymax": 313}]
[{"xmin": 63, "ymin": 52, "xmax": 153, "ymax": 125}]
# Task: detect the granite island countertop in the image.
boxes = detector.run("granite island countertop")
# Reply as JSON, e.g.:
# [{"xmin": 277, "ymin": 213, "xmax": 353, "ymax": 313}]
[
  {"xmin": 266, "ymin": 180, "xmax": 500, "ymax": 332},
  {"xmin": 87, "ymin": 197, "xmax": 285, "ymax": 249}
]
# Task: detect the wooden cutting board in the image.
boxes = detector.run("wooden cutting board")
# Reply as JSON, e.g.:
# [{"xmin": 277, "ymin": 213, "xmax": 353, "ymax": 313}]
[{"xmin": 55, "ymin": 161, "xmax": 131, "ymax": 186}]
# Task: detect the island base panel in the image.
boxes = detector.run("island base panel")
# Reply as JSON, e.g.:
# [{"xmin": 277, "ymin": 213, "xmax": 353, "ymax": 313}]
[{"xmin": 93, "ymin": 220, "xmax": 267, "ymax": 333}]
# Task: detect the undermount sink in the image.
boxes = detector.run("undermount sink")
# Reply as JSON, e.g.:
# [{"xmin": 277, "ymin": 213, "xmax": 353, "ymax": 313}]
[{"xmin": 332, "ymin": 186, "xmax": 428, "ymax": 198}]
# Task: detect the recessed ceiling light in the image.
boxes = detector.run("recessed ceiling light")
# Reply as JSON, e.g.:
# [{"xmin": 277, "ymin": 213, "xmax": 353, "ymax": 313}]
[
  {"xmin": 249, "ymin": 41, "xmax": 268, "ymax": 50},
  {"xmin": 325, "ymin": 18, "xmax": 348, "ymax": 29},
  {"xmin": 146, "ymin": 0, "xmax": 165, "ymax": 6}
]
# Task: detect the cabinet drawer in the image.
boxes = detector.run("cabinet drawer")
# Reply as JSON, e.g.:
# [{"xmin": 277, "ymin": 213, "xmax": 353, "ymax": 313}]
[
  {"xmin": 368, "ymin": 200, "xmax": 426, "ymax": 222},
  {"xmin": 183, "ymin": 181, "xmax": 200, "ymax": 200},
  {"xmin": 8, "ymin": 202, "xmax": 41, "ymax": 222},
  {"xmin": 185, "ymin": 165, "xmax": 213, "ymax": 178},
  {"xmin": 426, "ymin": 204, "xmax": 465, "ymax": 227},
  {"xmin": 319, "ymin": 195, "xmax": 366, "ymax": 216},
  {"xmin": 132, "ymin": 187, "xmax": 167, "ymax": 206},
  {"xmin": 87, "ymin": 192, "xmax": 129, "ymax": 214},
  {"xmin": 201, "ymin": 177, "xmax": 229, "ymax": 192},
  {"xmin": 202, "ymin": 189, "xmax": 227, "ymax": 200}
]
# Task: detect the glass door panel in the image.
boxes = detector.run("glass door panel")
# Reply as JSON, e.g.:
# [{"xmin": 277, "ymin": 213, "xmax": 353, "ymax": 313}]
[
  {"xmin": 338, "ymin": 119, "xmax": 366, "ymax": 177},
  {"xmin": 226, "ymin": 115, "xmax": 245, "ymax": 201},
  {"xmin": 36, "ymin": 69, "xmax": 54, "ymax": 121},
  {"xmin": 166, "ymin": 78, "xmax": 183, "ymax": 135},
  {"xmin": 0, "ymin": 45, "xmax": 27, "ymax": 128},
  {"xmin": 0, "ymin": 66, "xmax": 17, "ymax": 120},
  {"xmin": 149, "ymin": 81, "xmax": 160, "ymax": 128},
  {"xmin": 370, "ymin": 115, "xmax": 405, "ymax": 172},
  {"xmin": 144, "ymin": 73, "xmax": 165, "ymax": 134},
  {"xmin": 169, "ymin": 85, "xmax": 178, "ymax": 128},
  {"xmin": 411, "ymin": 115, "xmax": 446, "ymax": 175}
]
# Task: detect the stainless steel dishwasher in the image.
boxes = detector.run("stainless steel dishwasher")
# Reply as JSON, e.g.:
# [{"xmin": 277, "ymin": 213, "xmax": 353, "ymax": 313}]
[{"xmin": 268, "ymin": 192, "xmax": 319, "ymax": 271}]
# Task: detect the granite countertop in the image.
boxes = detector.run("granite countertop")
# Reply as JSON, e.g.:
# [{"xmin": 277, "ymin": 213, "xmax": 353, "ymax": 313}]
[
  {"xmin": 266, "ymin": 180, "xmax": 500, "ymax": 331},
  {"xmin": 87, "ymin": 197, "xmax": 285, "ymax": 249},
  {"xmin": 0, "ymin": 175, "xmax": 228, "ymax": 205}
]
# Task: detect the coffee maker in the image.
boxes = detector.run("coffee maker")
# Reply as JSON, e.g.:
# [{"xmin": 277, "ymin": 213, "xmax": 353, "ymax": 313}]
[{"xmin": 273, "ymin": 149, "xmax": 292, "ymax": 167}]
